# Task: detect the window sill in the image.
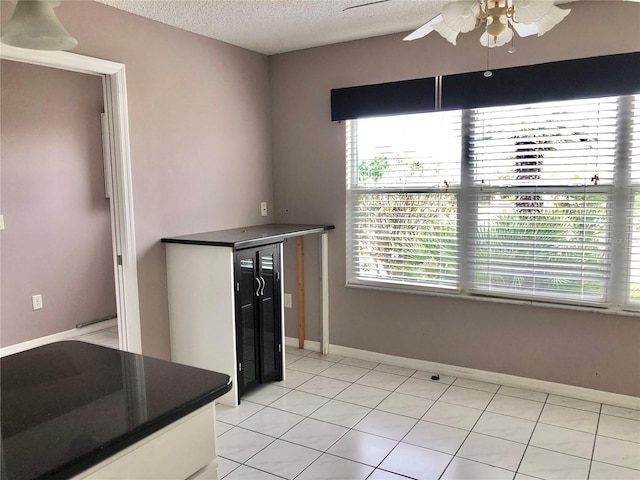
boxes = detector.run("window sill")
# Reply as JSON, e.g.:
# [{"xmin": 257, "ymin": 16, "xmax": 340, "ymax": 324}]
[{"xmin": 345, "ymin": 280, "xmax": 640, "ymax": 318}]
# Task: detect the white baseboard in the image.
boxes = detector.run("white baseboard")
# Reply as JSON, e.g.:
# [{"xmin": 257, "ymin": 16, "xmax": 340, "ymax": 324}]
[
  {"xmin": 285, "ymin": 336, "xmax": 321, "ymax": 352},
  {"xmin": 285, "ymin": 336, "xmax": 639, "ymax": 410},
  {"xmin": 0, "ymin": 319, "xmax": 118, "ymax": 358}
]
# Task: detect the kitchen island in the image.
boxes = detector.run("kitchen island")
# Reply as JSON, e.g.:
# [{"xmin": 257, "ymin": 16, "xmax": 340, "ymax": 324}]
[{"xmin": 0, "ymin": 341, "xmax": 231, "ymax": 480}]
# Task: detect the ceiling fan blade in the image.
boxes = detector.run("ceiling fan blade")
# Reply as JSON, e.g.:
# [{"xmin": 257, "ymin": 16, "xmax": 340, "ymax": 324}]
[
  {"xmin": 343, "ymin": 0, "xmax": 391, "ymax": 12},
  {"xmin": 509, "ymin": 19, "xmax": 538, "ymax": 37},
  {"xmin": 403, "ymin": 14, "xmax": 443, "ymax": 41}
]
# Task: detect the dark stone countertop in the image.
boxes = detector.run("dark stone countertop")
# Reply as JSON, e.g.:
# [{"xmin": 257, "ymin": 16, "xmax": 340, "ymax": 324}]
[
  {"xmin": 161, "ymin": 223, "xmax": 335, "ymax": 250},
  {"xmin": 0, "ymin": 341, "xmax": 231, "ymax": 480}
]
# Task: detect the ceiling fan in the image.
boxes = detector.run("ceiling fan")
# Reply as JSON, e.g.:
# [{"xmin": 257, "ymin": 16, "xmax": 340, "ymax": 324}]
[
  {"xmin": 405, "ymin": 0, "xmax": 572, "ymax": 48},
  {"xmin": 346, "ymin": 0, "xmax": 572, "ymax": 48}
]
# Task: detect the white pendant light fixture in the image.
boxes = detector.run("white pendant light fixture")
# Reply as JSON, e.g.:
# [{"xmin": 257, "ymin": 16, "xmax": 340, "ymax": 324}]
[
  {"xmin": 405, "ymin": 0, "xmax": 571, "ymax": 48},
  {"xmin": 1, "ymin": 0, "xmax": 77, "ymax": 51}
]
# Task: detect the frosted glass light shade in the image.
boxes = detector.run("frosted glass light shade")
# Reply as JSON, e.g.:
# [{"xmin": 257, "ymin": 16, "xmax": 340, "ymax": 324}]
[
  {"xmin": 532, "ymin": 4, "xmax": 571, "ymax": 36},
  {"xmin": 441, "ymin": 1, "xmax": 481, "ymax": 33},
  {"xmin": 512, "ymin": 0, "xmax": 555, "ymax": 23},
  {"xmin": 1, "ymin": 0, "xmax": 77, "ymax": 51},
  {"xmin": 480, "ymin": 25, "xmax": 513, "ymax": 47},
  {"xmin": 433, "ymin": 19, "xmax": 462, "ymax": 45}
]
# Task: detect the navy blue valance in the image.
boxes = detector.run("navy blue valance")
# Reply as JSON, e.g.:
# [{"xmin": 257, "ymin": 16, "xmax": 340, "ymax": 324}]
[
  {"xmin": 331, "ymin": 52, "xmax": 640, "ymax": 121},
  {"xmin": 330, "ymin": 77, "xmax": 436, "ymax": 122}
]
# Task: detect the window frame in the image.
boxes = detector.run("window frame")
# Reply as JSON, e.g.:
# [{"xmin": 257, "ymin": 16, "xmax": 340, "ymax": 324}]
[
  {"xmin": 345, "ymin": 95, "xmax": 640, "ymax": 313},
  {"xmin": 346, "ymin": 115, "xmax": 463, "ymax": 294}
]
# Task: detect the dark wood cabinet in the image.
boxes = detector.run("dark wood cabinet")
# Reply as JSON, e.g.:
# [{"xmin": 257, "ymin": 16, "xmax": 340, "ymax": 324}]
[{"xmin": 234, "ymin": 245, "xmax": 283, "ymax": 400}]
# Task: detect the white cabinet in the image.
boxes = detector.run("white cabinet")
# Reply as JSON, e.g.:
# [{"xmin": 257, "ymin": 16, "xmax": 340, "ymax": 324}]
[
  {"xmin": 74, "ymin": 404, "xmax": 218, "ymax": 480},
  {"xmin": 165, "ymin": 242, "xmax": 285, "ymax": 407},
  {"xmin": 163, "ymin": 224, "xmax": 334, "ymax": 407}
]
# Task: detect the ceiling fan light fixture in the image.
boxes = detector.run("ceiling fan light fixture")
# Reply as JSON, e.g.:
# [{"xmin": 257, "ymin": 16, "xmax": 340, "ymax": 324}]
[
  {"xmin": 485, "ymin": 15, "xmax": 507, "ymax": 37},
  {"xmin": 441, "ymin": 1, "xmax": 481, "ymax": 33},
  {"xmin": 1, "ymin": 0, "xmax": 77, "ymax": 51},
  {"xmin": 405, "ymin": 0, "xmax": 570, "ymax": 49},
  {"xmin": 480, "ymin": 24, "xmax": 513, "ymax": 47},
  {"xmin": 510, "ymin": 20, "xmax": 538, "ymax": 38},
  {"xmin": 530, "ymin": 4, "xmax": 571, "ymax": 36},
  {"xmin": 512, "ymin": 0, "xmax": 554, "ymax": 24},
  {"xmin": 432, "ymin": 19, "xmax": 461, "ymax": 45}
]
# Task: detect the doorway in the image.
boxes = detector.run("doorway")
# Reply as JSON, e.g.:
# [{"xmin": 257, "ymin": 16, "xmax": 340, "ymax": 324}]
[{"xmin": 0, "ymin": 45, "xmax": 141, "ymax": 353}]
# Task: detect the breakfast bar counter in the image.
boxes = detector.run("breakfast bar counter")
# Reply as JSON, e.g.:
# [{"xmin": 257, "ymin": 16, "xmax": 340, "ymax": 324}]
[
  {"xmin": 162, "ymin": 223, "xmax": 335, "ymax": 357},
  {"xmin": 161, "ymin": 223, "xmax": 334, "ymax": 249},
  {"xmin": 0, "ymin": 341, "xmax": 231, "ymax": 480}
]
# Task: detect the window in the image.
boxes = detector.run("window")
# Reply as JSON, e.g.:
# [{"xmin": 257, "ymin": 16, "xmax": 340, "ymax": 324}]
[
  {"xmin": 347, "ymin": 111, "xmax": 461, "ymax": 291},
  {"xmin": 629, "ymin": 96, "xmax": 640, "ymax": 304},
  {"xmin": 346, "ymin": 95, "xmax": 640, "ymax": 310}
]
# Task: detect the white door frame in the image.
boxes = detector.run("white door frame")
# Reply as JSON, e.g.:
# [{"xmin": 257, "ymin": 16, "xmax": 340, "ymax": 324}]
[{"xmin": 1, "ymin": 45, "xmax": 142, "ymax": 353}]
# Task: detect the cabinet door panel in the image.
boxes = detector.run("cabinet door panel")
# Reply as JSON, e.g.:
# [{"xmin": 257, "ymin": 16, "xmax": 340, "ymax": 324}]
[
  {"xmin": 235, "ymin": 254, "xmax": 259, "ymax": 397},
  {"xmin": 258, "ymin": 247, "xmax": 282, "ymax": 383},
  {"xmin": 235, "ymin": 245, "xmax": 283, "ymax": 402},
  {"xmin": 240, "ymin": 305, "xmax": 257, "ymax": 386}
]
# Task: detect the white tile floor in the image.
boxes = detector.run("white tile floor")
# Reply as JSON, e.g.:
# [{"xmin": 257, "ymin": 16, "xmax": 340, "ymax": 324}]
[
  {"xmin": 216, "ymin": 347, "xmax": 640, "ymax": 480},
  {"xmin": 74, "ymin": 325, "xmax": 119, "ymax": 349}
]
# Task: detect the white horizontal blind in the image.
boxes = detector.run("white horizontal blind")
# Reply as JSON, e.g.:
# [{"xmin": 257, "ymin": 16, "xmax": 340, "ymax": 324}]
[
  {"xmin": 468, "ymin": 97, "xmax": 618, "ymax": 304},
  {"xmin": 347, "ymin": 112, "xmax": 462, "ymax": 289},
  {"xmin": 346, "ymin": 95, "xmax": 639, "ymax": 308},
  {"xmin": 628, "ymin": 95, "xmax": 640, "ymax": 305},
  {"xmin": 351, "ymin": 113, "xmax": 462, "ymax": 189}
]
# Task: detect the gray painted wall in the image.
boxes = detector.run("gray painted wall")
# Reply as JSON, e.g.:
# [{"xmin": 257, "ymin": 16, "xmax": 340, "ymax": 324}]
[
  {"xmin": 271, "ymin": 1, "xmax": 640, "ymax": 396},
  {"xmin": 0, "ymin": 1, "xmax": 273, "ymax": 358},
  {"xmin": 1, "ymin": 62, "xmax": 115, "ymax": 346}
]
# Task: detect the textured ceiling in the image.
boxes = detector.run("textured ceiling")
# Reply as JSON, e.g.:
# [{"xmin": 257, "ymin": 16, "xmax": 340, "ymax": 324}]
[{"xmin": 96, "ymin": 0, "xmax": 450, "ymax": 55}]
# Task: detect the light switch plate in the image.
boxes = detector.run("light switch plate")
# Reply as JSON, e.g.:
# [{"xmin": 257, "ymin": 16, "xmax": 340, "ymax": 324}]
[
  {"xmin": 0, "ymin": 215, "xmax": 4, "ymax": 230},
  {"xmin": 32, "ymin": 294, "xmax": 43, "ymax": 310},
  {"xmin": 284, "ymin": 293, "xmax": 292, "ymax": 308}
]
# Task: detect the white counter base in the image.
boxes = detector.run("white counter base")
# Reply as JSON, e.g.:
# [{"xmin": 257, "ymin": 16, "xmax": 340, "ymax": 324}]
[{"xmin": 73, "ymin": 403, "xmax": 218, "ymax": 480}]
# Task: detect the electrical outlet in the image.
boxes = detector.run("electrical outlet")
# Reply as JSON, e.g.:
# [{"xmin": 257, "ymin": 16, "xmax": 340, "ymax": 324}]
[
  {"xmin": 32, "ymin": 294, "xmax": 43, "ymax": 310},
  {"xmin": 261, "ymin": 202, "xmax": 268, "ymax": 217},
  {"xmin": 284, "ymin": 293, "xmax": 292, "ymax": 308}
]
